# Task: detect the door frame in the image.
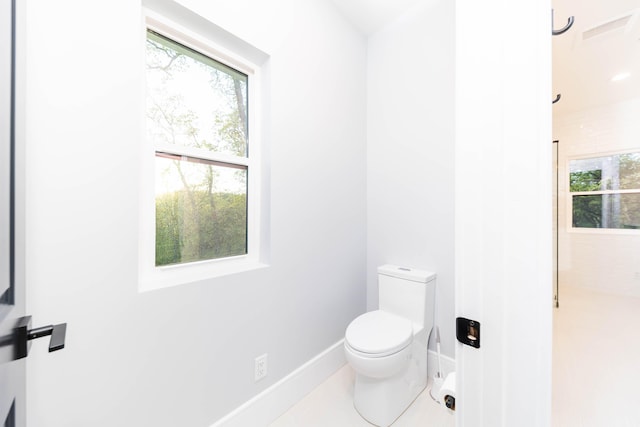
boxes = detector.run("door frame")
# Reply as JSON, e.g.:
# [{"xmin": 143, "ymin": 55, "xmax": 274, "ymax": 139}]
[{"xmin": 1, "ymin": 0, "xmax": 26, "ymax": 424}]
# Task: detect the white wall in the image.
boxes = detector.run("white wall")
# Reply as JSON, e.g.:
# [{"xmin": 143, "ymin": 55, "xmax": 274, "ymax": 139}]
[
  {"xmin": 555, "ymin": 97, "xmax": 640, "ymax": 297},
  {"xmin": 24, "ymin": 0, "xmax": 366, "ymax": 426},
  {"xmin": 366, "ymin": 0, "xmax": 456, "ymax": 358}
]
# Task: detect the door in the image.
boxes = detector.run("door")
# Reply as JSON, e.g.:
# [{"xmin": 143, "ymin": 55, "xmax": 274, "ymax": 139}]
[
  {"xmin": 455, "ymin": 0, "xmax": 553, "ymax": 425},
  {"xmin": 1, "ymin": 0, "xmax": 25, "ymax": 425}
]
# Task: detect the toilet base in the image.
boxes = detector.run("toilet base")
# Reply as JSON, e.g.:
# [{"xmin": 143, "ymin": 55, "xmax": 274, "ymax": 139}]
[{"xmin": 352, "ymin": 344, "xmax": 427, "ymax": 426}]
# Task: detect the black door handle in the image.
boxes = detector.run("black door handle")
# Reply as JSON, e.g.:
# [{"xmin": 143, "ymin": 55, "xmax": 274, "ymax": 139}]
[
  {"xmin": 27, "ymin": 323, "xmax": 66, "ymax": 352},
  {"xmin": 15, "ymin": 316, "xmax": 67, "ymax": 359}
]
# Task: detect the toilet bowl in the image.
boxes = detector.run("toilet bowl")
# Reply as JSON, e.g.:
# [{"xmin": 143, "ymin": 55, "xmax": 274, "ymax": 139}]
[
  {"xmin": 345, "ymin": 310, "xmax": 414, "ymax": 378},
  {"xmin": 344, "ymin": 265, "xmax": 436, "ymax": 427}
]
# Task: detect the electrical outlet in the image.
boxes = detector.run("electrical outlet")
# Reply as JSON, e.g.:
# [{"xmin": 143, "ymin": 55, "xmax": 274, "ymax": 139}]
[{"xmin": 254, "ymin": 354, "xmax": 268, "ymax": 381}]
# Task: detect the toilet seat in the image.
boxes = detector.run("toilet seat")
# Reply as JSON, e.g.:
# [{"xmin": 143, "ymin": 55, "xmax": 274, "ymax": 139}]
[{"xmin": 345, "ymin": 310, "xmax": 413, "ymax": 357}]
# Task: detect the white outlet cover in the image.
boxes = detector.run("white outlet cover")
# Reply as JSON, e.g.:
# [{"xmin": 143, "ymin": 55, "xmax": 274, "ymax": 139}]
[{"xmin": 255, "ymin": 354, "xmax": 268, "ymax": 381}]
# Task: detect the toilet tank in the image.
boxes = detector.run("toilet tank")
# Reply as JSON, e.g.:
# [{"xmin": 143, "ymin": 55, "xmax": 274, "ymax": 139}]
[{"xmin": 378, "ymin": 264, "xmax": 436, "ymax": 327}]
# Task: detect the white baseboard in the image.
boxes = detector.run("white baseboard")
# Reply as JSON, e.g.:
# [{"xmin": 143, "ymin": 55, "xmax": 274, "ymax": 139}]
[
  {"xmin": 210, "ymin": 341, "xmax": 455, "ymax": 427},
  {"xmin": 210, "ymin": 339, "xmax": 347, "ymax": 427},
  {"xmin": 427, "ymin": 349, "xmax": 455, "ymax": 379}
]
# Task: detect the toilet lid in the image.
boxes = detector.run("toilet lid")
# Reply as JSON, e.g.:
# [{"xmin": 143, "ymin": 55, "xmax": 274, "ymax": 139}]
[{"xmin": 345, "ymin": 310, "xmax": 413, "ymax": 356}]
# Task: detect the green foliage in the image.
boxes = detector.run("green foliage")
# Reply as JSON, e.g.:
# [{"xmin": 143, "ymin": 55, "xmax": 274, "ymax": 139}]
[
  {"xmin": 619, "ymin": 153, "xmax": 640, "ymax": 190},
  {"xmin": 570, "ymin": 169, "xmax": 604, "ymax": 228},
  {"xmin": 569, "ymin": 170, "xmax": 602, "ymax": 192},
  {"xmin": 570, "ymin": 155, "xmax": 640, "ymax": 229},
  {"xmin": 214, "ymin": 109, "xmax": 246, "ymax": 156},
  {"xmin": 155, "ymin": 190, "xmax": 247, "ymax": 266},
  {"xmin": 572, "ymin": 195, "xmax": 602, "ymax": 228},
  {"xmin": 619, "ymin": 193, "xmax": 640, "ymax": 229},
  {"xmin": 572, "ymin": 193, "xmax": 640, "ymax": 230},
  {"xmin": 147, "ymin": 31, "xmax": 251, "ymax": 266}
]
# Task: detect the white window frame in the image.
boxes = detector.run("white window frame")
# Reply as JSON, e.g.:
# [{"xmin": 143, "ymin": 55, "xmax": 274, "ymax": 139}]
[
  {"xmin": 567, "ymin": 149, "xmax": 640, "ymax": 235},
  {"xmin": 139, "ymin": 9, "xmax": 267, "ymax": 291}
]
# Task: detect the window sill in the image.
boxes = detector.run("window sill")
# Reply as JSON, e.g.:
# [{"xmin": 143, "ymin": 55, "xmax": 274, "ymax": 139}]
[
  {"xmin": 567, "ymin": 227, "xmax": 640, "ymax": 236},
  {"xmin": 139, "ymin": 256, "xmax": 269, "ymax": 293}
]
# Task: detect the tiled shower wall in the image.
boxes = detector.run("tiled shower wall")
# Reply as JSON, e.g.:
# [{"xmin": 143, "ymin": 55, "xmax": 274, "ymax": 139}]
[{"xmin": 554, "ymin": 97, "xmax": 640, "ymax": 297}]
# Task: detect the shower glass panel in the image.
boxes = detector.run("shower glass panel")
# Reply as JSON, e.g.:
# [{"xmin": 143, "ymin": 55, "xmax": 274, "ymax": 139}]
[{"xmin": 553, "ymin": 141, "xmax": 558, "ymax": 307}]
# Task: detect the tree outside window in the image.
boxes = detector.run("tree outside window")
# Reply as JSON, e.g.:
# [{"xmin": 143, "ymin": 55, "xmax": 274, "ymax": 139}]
[
  {"xmin": 569, "ymin": 153, "xmax": 640, "ymax": 230},
  {"xmin": 146, "ymin": 30, "xmax": 249, "ymax": 266}
]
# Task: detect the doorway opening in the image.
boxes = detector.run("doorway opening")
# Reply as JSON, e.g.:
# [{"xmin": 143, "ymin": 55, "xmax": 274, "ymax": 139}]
[{"xmin": 551, "ymin": 0, "xmax": 640, "ymax": 424}]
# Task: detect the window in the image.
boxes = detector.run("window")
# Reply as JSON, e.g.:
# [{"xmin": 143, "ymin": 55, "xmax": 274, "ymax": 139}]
[
  {"xmin": 140, "ymin": 12, "xmax": 266, "ymax": 290},
  {"xmin": 569, "ymin": 152, "xmax": 640, "ymax": 230}
]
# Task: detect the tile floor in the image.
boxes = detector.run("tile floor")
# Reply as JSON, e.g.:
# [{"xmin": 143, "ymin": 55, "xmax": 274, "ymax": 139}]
[
  {"xmin": 269, "ymin": 365, "xmax": 455, "ymax": 427},
  {"xmin": 552, "ymin": 285, "xmax": 640, "ymax": 427},
  {"xmin": 270, "ymin": 285, "xmax": 638, "ymax": 427}
]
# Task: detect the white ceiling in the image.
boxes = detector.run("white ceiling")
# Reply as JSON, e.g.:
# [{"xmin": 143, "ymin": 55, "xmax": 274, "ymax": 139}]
[
  {"xmin": 552, "ymin": 0, "xmax": 640, "ymax": 114},
  {"xmin": 329, "ymin": 0, "xmax": 423, "ymax": 35},
  {"xmin": 329, "ymin": 0, "xmax": 640, "ymax": 114}
]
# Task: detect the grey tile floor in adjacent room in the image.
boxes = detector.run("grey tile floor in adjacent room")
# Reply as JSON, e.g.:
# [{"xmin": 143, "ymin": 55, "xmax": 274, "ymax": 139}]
[{"xmin": 269, "ymin": 365, "xmax": 455, "ymax": 427}]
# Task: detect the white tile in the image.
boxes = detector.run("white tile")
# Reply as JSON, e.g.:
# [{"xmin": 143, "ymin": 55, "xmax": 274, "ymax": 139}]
[
  {"xmin": 552, "ymin": 285, "xmax": 640, "ymax": 427},
  {"xmin": 272, "ymin": 285, "xmax": 639, "ymax": 427},
  {"xmin": 269, "ymin": 365, "xmax": 455, "ymax": 427}
]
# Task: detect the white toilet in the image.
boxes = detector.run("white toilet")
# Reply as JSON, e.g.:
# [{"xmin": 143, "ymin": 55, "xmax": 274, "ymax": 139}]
[{"xmin": 344, "ymin": 264, "xmax": 436, "ymax": 427}]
